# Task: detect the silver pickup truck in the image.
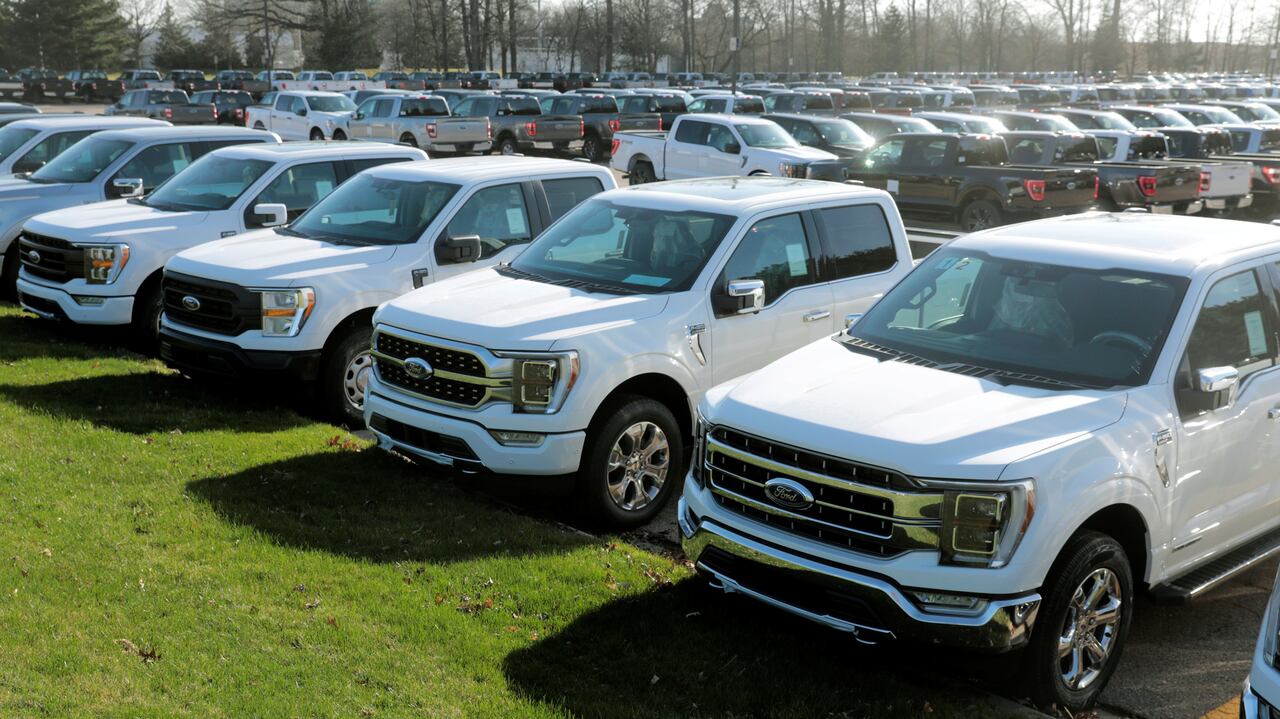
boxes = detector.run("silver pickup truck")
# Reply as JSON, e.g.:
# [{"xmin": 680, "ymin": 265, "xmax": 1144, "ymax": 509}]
[
  {"xmin": 346, "ymin": 94, "xmax": 490, "ymax": 153},
  {"xmin": 448, "ymin": 93, "xmax": 584, "ymax": 155}
]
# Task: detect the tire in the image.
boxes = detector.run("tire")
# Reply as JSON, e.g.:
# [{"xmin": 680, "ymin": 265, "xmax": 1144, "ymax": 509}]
[
  {"xmin": 321, "ymin": 323, "xmax": 374, "ymax": 426},
  {"xmin": 131, "ymin": 279, "xmax": 165, "ymax": 353},
  {"xmin": 576, "ymin": 395, "xmax": 684, "ymax": 528},
  {"xmin": 582, "ymin": 133, "xmax": 604, "ymax": 163},
  {"xmin": 959, "ymin": 198, "xmax": 1003, "ymax": 231},
  {"xmin": 400, "ymin": 133, "xmax": 418, "ymax": 147},
  {"xmin": 1020, "ymin": 530, "xmax": 1133, "ymax": 712},
  {"xmin": 1, "ymin": 241, "xmax": 19, "ymax": 301},
  {"xmin": 332, "ymin": 129, "xmax": 346, "ymax": 141},
  {"xmin": 310, "ymin": 128, "xmax": 325, "ymax": 141},
  {"xmin": 494, "ymin": 135, "xmax": 518, "ymax": 155},
  {"xmin": 629, "ymin": 161, "xmax": 656, "ymax": 185}
]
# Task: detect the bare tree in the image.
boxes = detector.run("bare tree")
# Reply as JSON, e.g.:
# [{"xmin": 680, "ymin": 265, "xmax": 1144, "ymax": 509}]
[{"xmin": 121, "ymin": 0, "xmax": 164, "ymax": 67}]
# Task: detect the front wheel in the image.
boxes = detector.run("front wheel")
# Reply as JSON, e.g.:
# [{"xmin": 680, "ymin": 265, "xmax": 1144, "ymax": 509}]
[
  {"xmin": 1020, "ymin": 531, "xmax": 1133, "ymax": 712},
  {"xmin": 332, "ymin": 129, "xmax": 346, "ymax": 141},
  {"xmin": 321, "ymin": 323, "xmax": 374, "ymax": 426},
  {"xmin": 958, "ymin": 198, "xmax": 1002, "ymax": 231},
  {"xmin": 577, "ymin": 396, "xmax": 684, "ymax": 528},
  {"xmin": 132, "ymin": 281, "xmax": 165, "ymax": 353},
  {"xmin": 1, "ymin": 242, "xmax": 19, "ymax": 300}
]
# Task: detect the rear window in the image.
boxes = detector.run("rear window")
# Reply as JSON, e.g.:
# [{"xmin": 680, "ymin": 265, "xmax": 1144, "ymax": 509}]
[
  {"xmin": 505, "ymin": 98, "xmax": 541, "ymax": 115},
  {"xmin": 1262, "ymin": 129, "xmax": 1280, "ymax": 152},
  {"xmin": 957, "ymin": 137, "xmax": 1008, "ymax": 166},
  {"xmin": 151, "ymin": 91, "xmax": 190, "ymax": 104},
  {"xmin": 582, "ymin": 97, "xmax": 618, "ymax": 114},
  {"xmin": 735, "ymin": 97, "xmax": 765, "ymax": 113},
  {"xmin": 1129, "ymin": 135, "xmax": 1168, "ymax": 160},
  {"xmin": 401, "ymin": 98, "xmax": 448, "ymax": 116},
  {"xmin": 803, "ymin": 95, "xmax": 835, "ymax": 110},
  {"xmin": 1055, "ymin": 137, "xmax": 1098, "ymax": 162},
  {"xmin": 654, "ymin": 96, "xmax": 686, "ymax": 112}
]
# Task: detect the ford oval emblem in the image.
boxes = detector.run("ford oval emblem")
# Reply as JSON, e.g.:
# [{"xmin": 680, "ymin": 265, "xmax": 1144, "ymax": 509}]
[
  {"xmin": 181, "ymin": 295, "xmax": 201, "ymax": 312},
  {"xmin": 1066, "ymin": 181, "xmax": 1076, "ymax": 190},
  {"xmin": 1174, "ymin": 177, "xmax": 1184, "ymax": 186},
  {"xmin": 763, "ymin": 478, "xmax": 815, "ymax": 511},
  {"xmin": 25, "ymin": 250, "xmax": 40, "ymax": 264},
  {"xmin": 404, "ymin": 357, "xmax": 434, "ymax": 380}
]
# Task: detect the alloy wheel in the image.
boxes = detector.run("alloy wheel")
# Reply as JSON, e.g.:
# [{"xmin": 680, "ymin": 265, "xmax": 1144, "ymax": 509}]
[
  {"xmin": 1057, "ymin": 567, "xmax": 1123, "ymax": 691},
  {"xmin": 604, "ymin": 421, "xmax": 670, "ymax": 511}
]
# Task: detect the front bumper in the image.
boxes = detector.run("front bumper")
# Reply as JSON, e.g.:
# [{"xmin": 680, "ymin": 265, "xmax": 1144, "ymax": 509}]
[
  {"xmin": 17, "ymin": 276, "xmax": 134, "ymax": 325},
  {"xmin": 158, "ymin": 325, "xmax": 322, "ymax": 382},
  {"xmin": 363, "ymin": 385, "xmax": 586, "ymax": 477},
  {"xmin": 1245, "ymin": 646, "xmax": 1280, "ymax": 719},
  {"xmin": 678, "ymin": 496, "xmax": 1041, "ymax": 651}
]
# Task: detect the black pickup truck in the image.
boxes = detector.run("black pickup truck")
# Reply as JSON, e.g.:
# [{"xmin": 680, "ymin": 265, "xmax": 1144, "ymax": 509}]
[
  {"xmin": 215, "ymin": 70, "xmax": 270, "ymax": 99},
  {"xmin": 8, "ymin": 69, "xmax": 74, "ymax": 102},
  {"xmin": 825, "ymin": 133, "xmax": 1099, "ymax": 230},
  {"xmin": 66, "ymin": 70, "xmax": 125, "ymax": 102},
  {"xmin": 617, "ymin": 93, "xmax": 687, "ymax": 130},
  {"xmin": 166, "ymin": 70, "xmax": 220, "ymax": 95},
  {"xmin": 1000, "ymin": 131, "xmax": 1202, "ymax": 214},
  {"xmin": 538, "ymin": 92, "xmax": 660, "ymax": 162}
]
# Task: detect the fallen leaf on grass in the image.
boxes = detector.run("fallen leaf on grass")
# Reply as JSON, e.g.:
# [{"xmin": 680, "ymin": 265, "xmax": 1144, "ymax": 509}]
[
  {"xmin": 39, "ymin": 548, "xmax": 51, "ymax": 557},
  {"xmin": 117, "ymin": 638, "xmax": 160, "ymax": 663},
  {"xmin": 305, "ymin": 598, "xmax": 321, "ymax": 610},
  {"xmin": 326, "ymin": 617, "xmax": 337, "ymax": 627}
]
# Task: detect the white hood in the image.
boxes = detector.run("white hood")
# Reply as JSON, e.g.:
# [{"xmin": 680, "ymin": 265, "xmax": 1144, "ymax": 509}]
[
  {"xmin": 25, "ymin": 200, "xmax": 207, "ymax": 240},
  {"xmin": 376, "ymin": 267, "xmax": 670, "ymax": 351},
  {"xmin": 167, "ymin": 231, "xmax": 398, "ymax": 285},
  {"xmin": 706, "ymin": 337, "xmax": 1128, "ymax": 480},
  {"xmin": 748, "ymin": 144, "xmax": 839, "ymax": 163}
]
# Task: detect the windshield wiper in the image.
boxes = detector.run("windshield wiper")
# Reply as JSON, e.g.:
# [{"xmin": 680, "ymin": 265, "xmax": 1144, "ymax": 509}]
[
  {"xmin": 985, "ymin": 371, "xmax": 1097, "ymax": 391},
  {"xmin": 274, "ymin": 226, "xmax": 309, "ymax": 239}
]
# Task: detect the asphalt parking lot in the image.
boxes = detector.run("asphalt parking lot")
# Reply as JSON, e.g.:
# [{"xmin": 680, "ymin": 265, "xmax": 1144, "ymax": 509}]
[{"xmin": 30, "ymin": 100, "xmax": 1276, "ymax": 718}]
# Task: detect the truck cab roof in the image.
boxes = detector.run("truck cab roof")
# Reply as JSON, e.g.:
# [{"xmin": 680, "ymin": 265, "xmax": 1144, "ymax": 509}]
[
  {"xmin": 360, "ymin": 155, "xmax": 610, "ymax": 184},
  {"xmin": 956, "ymin": 213, "xmax": 1280, "ymax": 277},
  {"xmin": 7, "ymin": 115, "xmax": 169, "ymax": 132},
  {"xmin": 86, "ymin": 125, "xmax": 277, "ymax": 144},
  {"xmin": 212, "ymin": 141, "xmax": 423, "ymax": 162},
  {"xmin": 616, "ymin": 176, "xmax": 890, "ymax": 215}
]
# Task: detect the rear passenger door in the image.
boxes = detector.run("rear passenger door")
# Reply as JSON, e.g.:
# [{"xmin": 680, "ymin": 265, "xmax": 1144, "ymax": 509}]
[
  {"xmin": 812, "ymin": 202, "xmax": 904, "ymax": 326},
  {"xmin": 369, "ymin": 99, "xmax": 396, "ymax": 139},
  {"xmin": 667, "ymin": 119, "xmax": 708, "ymax": 180}
]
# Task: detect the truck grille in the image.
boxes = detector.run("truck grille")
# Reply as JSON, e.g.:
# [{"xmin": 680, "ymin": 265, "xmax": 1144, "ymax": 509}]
[
  {"xmin": 162, "ymin": 272, "xmax": 261, "ymax": 336},
  {"xmin": 371, "ymin": 330, "xmax": 509, "ymax": 409},
  {"xmin": 704, "ymin": 426, "xmax": 942, "ymax": 558},
  {"xmin": 19, "ymin": 232, "xmax": 84, "ymax": 283}
]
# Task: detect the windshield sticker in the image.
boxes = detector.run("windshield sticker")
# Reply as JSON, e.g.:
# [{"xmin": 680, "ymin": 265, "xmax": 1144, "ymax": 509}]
[
  {"xmin": 785, "ymin": 243, "xmax": 808, "ymax": 276},
  {"xmin": 622, "ymin": 274, "xmax": 669, "ymax": 287},
  {"xmin": 1245, "ymin": 310, "xmax": 1268, "ymax": 357},
  {"xmin": 887, "ymin": 179, "xmax": 899, "ymax": 194}
]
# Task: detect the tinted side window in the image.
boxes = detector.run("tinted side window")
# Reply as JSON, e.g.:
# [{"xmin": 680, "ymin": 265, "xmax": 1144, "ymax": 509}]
[
  {"xmin": 249, "ymin": 161, "xmax": 340, "ymax": 226},
  {"xmin": 373, "ymin": 100, "xmax": 394, "ymax": 117},
  {"xmin": 444, "ymin": 183, "xmax": 532, "ymax": 259},
  {"xmin": 349, "ymin": 156, "xmax": 414, "ymax": 174},
  {"xmin": 720, "ymin": 213, "xmax": 815, "ymax": 303},
  {"xmin": 274, "ymin": 94, "xmax": 292, "ymax": 109},
  {"xmin": 674, "ymin": 120, "xmax": 707, "ymax": 144},
  {"xmin": 542, "ymin": 176, "xmax": 605, "ymax": 220},
  {"xmin": 815, "ymin": 204, "xmax": 897, "ymax": 280},
  {"xmin": 14, "ymin": 130, "xmax": 94, "ymax": 171},
  {"xmin": 113, "ymin": 142, "xmax": 196, "ymax": 191},
  {"xmin": 865, "ymin": 138, "xmax": 905, "ymax": 169}
]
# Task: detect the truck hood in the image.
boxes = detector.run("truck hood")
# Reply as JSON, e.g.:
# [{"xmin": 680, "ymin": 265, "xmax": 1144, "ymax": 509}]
[
  {"xmin": 747, "ymin": 145, "xmax": 839, "ymax": 163},
  {"xmin": 707, "ymin": 338, "xmax": 1128, "ymax": 481},
  {"xmin": 25, "ymin": 200, "xmax": 208, "ymax": 240},
  {"xmin": 375, "ymin": 267, "xmax": 670, "ymax": 351},
  {"xmin": 0, "ymin": 178, "xmax": 75, "ymax": 202},
  {"xmin": 167, "ymin": 231, "xmax": 398, "ymax": 284},
  {"xmin": 311, "ymin": 110, "xmax": 353, "ymax": 126}
]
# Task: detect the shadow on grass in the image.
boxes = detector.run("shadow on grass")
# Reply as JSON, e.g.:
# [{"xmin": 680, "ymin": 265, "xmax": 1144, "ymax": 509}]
[
  {"xmin": 0, "ymin": 312, "xmax": 134, "ymax": 362},
  {"xmin": 186, "ymin": 450, "xmax": 593, "ymax": 564},
  {"xmin": 502, "ymin": 580, "xmax": 1026, "ymax": 719},
  {"xmin": 0, "ymin": 372, "xmax": 310, "ymax": 434}
]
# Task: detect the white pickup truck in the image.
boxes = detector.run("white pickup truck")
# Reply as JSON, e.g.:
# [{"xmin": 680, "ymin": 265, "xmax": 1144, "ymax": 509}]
[
  {"xmin": 1088, "ymin": 128, "xmax": 1254, "ymax": 213},
  {"xmin": 274, "ymin": 72, "xmax": 386, "ymax": 94},
  {"xmin": 1244, "ymin": 567, "xmax": 1280, "ymax": 719},
  {"xmin": 245, "ymin": 91, "xmax": 358, "ymax": 141},
  {"xmin": 158, "ymin": 157, "xmax": 615, "ymax": 424},
  {"xmin": 363, "ymin": 177, "xmax": 917, "ymax": 527},
  {"xmin": 0, "ymin": 124, "xmax": 264, "ymax": 300},
  {"xmin": 17, "ymin": 141, "xmax": 421, "ymax": 342},
  {"xmin": 0, "ymin": 115, "xmax": 168, "ymax": 176},
  {"xmin": 610, "ymin": 114, "xmax": 838, "ymax": 184},
  {"xmin": 682, "ymin": 213, "xmax": 1280, "ymax": 712}
]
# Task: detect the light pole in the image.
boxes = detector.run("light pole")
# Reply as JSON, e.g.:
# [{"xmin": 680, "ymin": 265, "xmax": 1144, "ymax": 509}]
[{"xmin": 730, "ymin": 0, "xmax": 740, "ymax": 94}]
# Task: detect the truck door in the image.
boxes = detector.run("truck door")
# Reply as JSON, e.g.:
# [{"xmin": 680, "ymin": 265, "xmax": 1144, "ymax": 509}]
[
  {"xmin": 811, "ymin": 202, "xmax": 905, "ymax": 327},
  {"xmin": 431, "ymin": 182, "xmax": 540, "ymax": 283},
  {"xmin": 703, "ymin": 123, "xmax": 744, "ymax": 176},
  {"xmin": 352, "ymin": 99, "xmax": 376, "ymax": 138},
  {"xmin": 898, "ymin": 135, "xmax": 955, "ymax": 210},
  {"xmin": 858, "ymin": 137, "xmax": 904, "ymax": 196},
  {"xmin": 667, "ymin": 119, "xmax": 708, "ymax": 180},
  {"xmin": 370, "ymin": 99, "xmax": 396, "ymax": 139},
  {"xmin": 1166, "ymin": 266, "xmax": 1280, "ymax": 577},
  {"xmin": 271, "ymin": 94, "xmax": 294, "ymax": 137}
]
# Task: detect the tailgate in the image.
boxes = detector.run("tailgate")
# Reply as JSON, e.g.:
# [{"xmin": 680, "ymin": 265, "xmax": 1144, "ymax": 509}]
[
  {"xmin": 1002, "ymin": 166, "xmax": 1098, "ymax": 208},
  {"xmin": 532, "ymin": 115, "xmax": 583, "ymax": 141},
  {"xmin": 618, "ymin": 113, "xmax": 661, "ymax": 131},
  {"xmin": 1148, "ymin": 165, "xmax": 1201, "ymax": 204},
  {"xmin": 173, "ymin": 105, "xmax": 215, "ymax": 123},
  {"xmin": 433, "ymin": 117, "xmax": 490, "ymax": 143}
]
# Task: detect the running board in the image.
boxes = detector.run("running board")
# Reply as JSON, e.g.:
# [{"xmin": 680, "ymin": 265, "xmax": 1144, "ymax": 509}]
[{"xmin": 1151, "ymin": 526, "xmax": 1280, "ymax": 605}]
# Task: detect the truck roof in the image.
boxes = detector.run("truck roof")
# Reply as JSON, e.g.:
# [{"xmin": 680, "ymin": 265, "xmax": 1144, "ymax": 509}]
[
  {"xmin": 617, "ymin": 176, "xmax": 889, "ymax": 214},
  {"xmin": 276, "ymin": 90, "xmax": 348, "ymax": 98},
  {"xmin": 7, "ymin": 116, "xmax": 168, "ymax": 132},
  {"xmin": 211, "ymin": 141, "xmax": 424, "ymax": 161},
  {"xmin": 88, "ymin": 126, "xmax": 276, "ymax": 143},
  {"xmin": 365, "ymin": 156, "xmax": 610, "ymax": 183},
  {"xmin": 954, "ymin": 213, "xmax": 1280, "ymax": 277}
]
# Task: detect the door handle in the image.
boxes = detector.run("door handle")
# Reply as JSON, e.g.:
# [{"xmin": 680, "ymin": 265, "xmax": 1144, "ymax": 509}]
[{"xmin": 802, "ymin": 310, "xmax": 831, "ymax": 323}]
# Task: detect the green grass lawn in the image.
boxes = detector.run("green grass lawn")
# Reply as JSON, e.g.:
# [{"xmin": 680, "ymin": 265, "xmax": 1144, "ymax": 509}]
[{"xmin": 0, "ymin": 304, "xmax": 1021, "ymax": 718}]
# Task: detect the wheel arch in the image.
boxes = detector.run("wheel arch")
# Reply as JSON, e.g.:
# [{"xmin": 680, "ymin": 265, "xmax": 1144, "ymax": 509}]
[
  {"xmin": 626, "ymin": 153, "xmax": 652, "ymax": 173},
  {"xmin": 588, "ymin": 372, "xmax": 693, "ymax": 441},
  {"xmin": 322, "ymin": 306, "xmax": 378, "ymax": 357},
  {"xmin": 1059, "ymin": 503, "xmax": 1151, "ymax": 589}
]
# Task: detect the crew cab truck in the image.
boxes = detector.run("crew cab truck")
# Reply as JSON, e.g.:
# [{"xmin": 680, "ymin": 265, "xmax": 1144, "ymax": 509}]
[
  {"xmin": 17, "ymin": 140, "xmax": 414, "ymax": 343},
  {"xmin": 611, "ymin": 114, "xmax": 837, "ymax": 184},
  {"xmin": 192, "ymin": 90, "xmax": 255, "ymax": 125},
  {"xmin": 1242, "ymin": 566, "xmax": 1280, "ymax": 719},
  {"xmin": 119, "ymin": 69, "xmax": 169, "ymax": 91},
  {"xmin": 1000, "ymin": 130, "xmax": 1203, "ymax": 214},
  {"xmin": 348, "ymin": 94, "xmax": 493, "ymax": 153},
  {"xmin": 245, "ymin": 91, "xmax": 358, "ymax": 141},
  {"xmin": 362, "ymin": 177, "xmax": 917, "ymax": 526},
  {"xmin": 215, "ymin": 70, "xmax": 270, "ymax": 98},
  {"xmin": 106, "ymin": 90, "xmax": 218, "ymax": 125},
  {"xmin": 158, "ymin": 157, "xmax": 613, "ymax": 423},
  {"xmin": 841, "ymin": 133, "xmax": 1099, "ymax": 231},
  {"xmin": 449, "ymin": 93, "xmax": 582, "ymax": 156},
  {"xmin": 681, "ymin": 212, "xmax": 1280, "ymax": 712},
  {"xmin": 1090, "ymin": 129, "xmax": 1254, "ymax": 214},
  {"xmin": 166, "ymin": 70, "xmax": 219, "ymax": 95},
  {"xmin": 0, "ymin": 115, "xmax": 167, "ymax": 177},
  {"xmin": 67, "ymin": 70, "xmax": 124, "ymax": 103},
  {"xmin": 0, "ymin": 124, "xmax": 266, "ymax": 299},
  {"xmin": 539, "ymin": 93, "xmax": 660, "ymax": 162}
]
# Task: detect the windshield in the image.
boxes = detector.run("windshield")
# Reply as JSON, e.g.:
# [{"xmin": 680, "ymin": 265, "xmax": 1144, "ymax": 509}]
[
  {"xmin": 30, "ymin": 138, "xmax": 133, "ymax": 183},
  {"xmin": 736, "ymin": 123, "xmax": 797, "ymax": 148},
  {"xmin": 847, "ymin": 248, "xmax": 1189, "ymax": 388},
  {"xmin": 965, "ymin": 117, "xmax": 1008, "ymax": 133},
  {"xmin": 1150, "ymin": 109, "xmax": 1194, "ymax": 128},
  {"xmin": 287, "ymin": 174, "xmax": 460, "ymax": 246},
  {"xmin": 0, "ymin": 127, "xmax": 36, "ymax": 161},
  {"xmin": 1236, "ymin": 104, "xmax": 1280, "ymax": 122},
  {"xmin": 143, "ymin": 155, "xmax": 273, "ymax": 211},
  {"xmin": 816, "ymin": 119, "xmax": 874, "ymax": 148},
  {"xmin": 508, "ymin": 199, "xmax": 736, "ymax": 294},
  {"xmin": 308, "ymin": 95, "xmax": 356, "ymax": 112},
  {"xmin": 1199, "ymin": 107, "xmax": 1243, "ymax": 124}
]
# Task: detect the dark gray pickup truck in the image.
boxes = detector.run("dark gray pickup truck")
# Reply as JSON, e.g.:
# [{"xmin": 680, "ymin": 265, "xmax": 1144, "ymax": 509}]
[
  {"xmin": 1001, "ymin": 130, "xmax": 1203, "ymax": 214},
  {"xmin": 450, "ymin": 93, "xmax": 584, "ymax": 155},
  {"xmin": 538, "ymin": 93, "xmax": 660, "ymax": 162},
  {"xmin": 106, "ymin": 90, "xmax": 217, "ymax": 124}
]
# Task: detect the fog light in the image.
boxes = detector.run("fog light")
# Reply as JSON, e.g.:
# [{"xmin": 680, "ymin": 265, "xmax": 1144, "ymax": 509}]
[
  {"xmin": 912, "ymin": 591, "xmax": 983, "ymax": 614},
  {"xmin": 73, "ymin": 296, "xmax": 105, "ymax": 306},
  {"xmin": 489, "ymin": 430, "xmax": 545, "ymax": 447}
]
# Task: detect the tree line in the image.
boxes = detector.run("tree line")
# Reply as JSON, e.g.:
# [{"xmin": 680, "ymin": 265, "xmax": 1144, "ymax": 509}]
[{"xmin": 0, "ymin": 0, "xmax": 1276, "ymax": 76}]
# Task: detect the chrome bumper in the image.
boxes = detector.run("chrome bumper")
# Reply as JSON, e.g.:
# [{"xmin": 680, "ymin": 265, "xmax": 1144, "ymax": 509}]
[{"xmin": 679, "ymin": 499, "xmax": 1040, "ymax": 651}]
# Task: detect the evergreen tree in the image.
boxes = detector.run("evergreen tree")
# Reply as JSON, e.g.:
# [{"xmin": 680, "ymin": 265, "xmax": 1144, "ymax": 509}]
[
  {"xmin": 153, "ymin": 2, "xmax": 197, "ymax": 69},
  {"xmin": 873, "ymin": 5, "xmax": 907, "ymax": 72},
  {"xmin": 6, "ymin": 0, "xmax": 125, "ymax": 69}
]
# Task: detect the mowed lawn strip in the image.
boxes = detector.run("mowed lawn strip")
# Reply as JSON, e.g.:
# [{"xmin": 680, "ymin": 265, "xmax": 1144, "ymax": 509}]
[{"xmin": 0, "ymin": 306, "xmax": 1017, "ymax": 718}]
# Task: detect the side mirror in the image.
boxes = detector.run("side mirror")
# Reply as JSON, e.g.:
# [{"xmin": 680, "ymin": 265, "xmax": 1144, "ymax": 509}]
[
  {"xmin": 716, "ymin": 278, "xmax": 765, "ymax": 316},
  {"xmin": 1195, "ymin": 366, "xmax": 1239, "ymax": 410},
  {"xmin": 438, "ymin": 234, "xmax": 482, "ymax": 264},
  {"xmin": 354, "ymin": 112, "xmax": 364, "ymax": 120},
  {"xmin": 110, "ymin": 177, "xmax": 144, "ymax": 198},
  {"xmin": 723, "ymin": 140, "xmax": 741, "ymax": 155},
  {"xmin": 12, "ymin": 161, "xmax": 43, "ymax": 174},
  {"xmin": 296, "ymin": 107, "xmax": 308, "ymax": 117},
  {"xmin": 114, "ymin": 102, "xmax": 124, "ymax": 109},
  {"xmin": 253, "ymin": 203, "xmax": 288, "ymax": 227}
]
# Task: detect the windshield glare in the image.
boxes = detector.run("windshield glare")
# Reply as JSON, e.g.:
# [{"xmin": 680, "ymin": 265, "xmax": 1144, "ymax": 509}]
[
  {"xmin": 737, "ymin": 123, "xmax": 797, "ymax": 148},
  {"xmin": 308, "ymin": 95, "xmax": 357, "ymax": 112},
  {"xmin": 847, "ymin": 248, "xmax": 1188, "ymax": 388},
  {"xmin": 817, "ymin": 119, "xmax": 874, "ymax": 148},
  {"xmin": 0, "ymin": 127, "xmax": 37, "ymax": 161},
  {"xmin": 31, "ymin": 138, "xmax": 133, "ymax": 183},
  {"xmin": 508, "ymin": 199, "xmax": 736, "ymax": 293},
  {"xmin": 289, "ymin": 174, "xmax": 460, "ymax": 246},
  {"xmin": 145, "ymin": 156, "xmax": 273, "ymax": 211},
  {"xmin": 1239, "ymin": 104, "xmax": 1280, "ymax": 121}
]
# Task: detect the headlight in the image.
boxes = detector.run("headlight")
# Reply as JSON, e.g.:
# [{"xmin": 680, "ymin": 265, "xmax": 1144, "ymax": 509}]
[
  {"xmin": 494, "ymin": 350, "xmax": 579, "ymax": 413},
  {"xmin": 257, "ymin": 287, "xmax": 315, "ymax": 337},
  {"xmin": 1264, "ymin": 565, "xmax": 1280, "ymax": 668},
  {"xmin": 81, "ymin": 244, "xmax": 129, "ymax": 285},
  {"xmin": 923, "ymin": 478, "xmax": 1035, "ymax": 568},
  {"xmin": 690, "ymin": 411, "xmax": 709, "ymax": 488},
  {"xmin": 778, "ymin": 161, "xmax": 808, "ymax": 178}
]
